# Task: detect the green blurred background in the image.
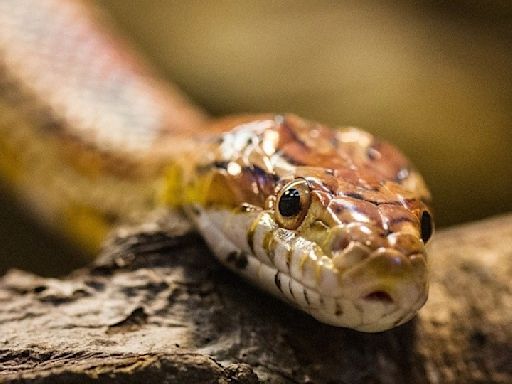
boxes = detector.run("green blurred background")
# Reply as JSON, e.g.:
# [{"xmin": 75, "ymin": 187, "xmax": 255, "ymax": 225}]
[{"xmin": 1, "ymin": 1, "xmax": 511, "ymax": 276}]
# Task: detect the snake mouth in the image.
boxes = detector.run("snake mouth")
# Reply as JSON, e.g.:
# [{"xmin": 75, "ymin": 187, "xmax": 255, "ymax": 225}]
[
  {"xmin": 293, "ymin": 221, "xmax": 428, "ymax": 329},
  {"xmin": 335, "ymin": 247, "xmax": 428, "ymax": 329},
  {"xmin": 364, "ymin": 290, "xmax": 394, "ymax": 303},
  {"xmin": 193, "ymin": 207, "xmax": 428, "ymax": 331},
  {"xmin": 264, "ymin": 217, "xmax": 429, "ymax": 325}
]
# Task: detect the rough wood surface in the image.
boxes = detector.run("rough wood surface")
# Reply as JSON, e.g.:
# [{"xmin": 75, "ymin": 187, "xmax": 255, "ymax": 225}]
[{"xmin": 0, "ymin": 212, "xmax": 511, "ymax": 384}]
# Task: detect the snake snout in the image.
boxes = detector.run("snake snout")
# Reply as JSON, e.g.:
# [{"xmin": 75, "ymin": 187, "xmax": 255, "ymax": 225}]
[{"xmin": 339, "ymin": 248, "xmax": 428, "ymax": 331}]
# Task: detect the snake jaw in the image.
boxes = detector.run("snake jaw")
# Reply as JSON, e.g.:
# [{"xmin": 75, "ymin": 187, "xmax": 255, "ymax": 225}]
[{"xmin": 189, "ymin": 202, "xmax": 428, "ymax": 332}]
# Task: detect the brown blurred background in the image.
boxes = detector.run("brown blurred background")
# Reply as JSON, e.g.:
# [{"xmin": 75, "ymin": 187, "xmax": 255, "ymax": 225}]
[{"xmin": 1, "ymin": 0, "xmax": 511, "ymax": 276}]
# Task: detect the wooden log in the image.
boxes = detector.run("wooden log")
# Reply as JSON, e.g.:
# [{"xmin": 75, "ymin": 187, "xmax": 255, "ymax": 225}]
[{"xmin": 0, "ymin": 212, "xmax": 511, "ymax": 383}]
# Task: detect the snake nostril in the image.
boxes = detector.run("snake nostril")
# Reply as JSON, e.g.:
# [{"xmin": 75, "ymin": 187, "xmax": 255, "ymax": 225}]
[{"xmin": 364, "ymin": 290, "xmax": 394, "ymax": 303}]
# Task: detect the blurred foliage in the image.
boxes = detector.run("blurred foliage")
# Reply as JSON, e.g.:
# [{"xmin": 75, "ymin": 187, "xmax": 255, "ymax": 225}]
[{"xmin": 1, "ymin": 1, "xmax": 511, "ymax": 275}]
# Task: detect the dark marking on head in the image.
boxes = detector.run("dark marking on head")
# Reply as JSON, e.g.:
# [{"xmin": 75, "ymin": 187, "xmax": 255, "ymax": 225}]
[
  {"xmin": 196, "ymin": 160, "xmax": 232, "ymax": 174},
  {"xmin": 274, "ymin": 272, "xmax": 283, "ymax": 292},
  {"xmin": 235, "ymin": 252, "xmax": 248, "ymax": 269},
  {"xmin": 234, "ymin": 203, "xmax": 259, "ymax": 213},
  {"xmin": 247, "ymin": 164, "xmax": 279, "ymax": 183},
  {"xmin": 369, "ymin": 198, "xmax": 417, "ymax": 207},
  {"xmin": 279, "ymin": 152, "xmax": 307, "ymax": 166},
  {"xmin": 213, "ymin": 160, "xmax": 230, "ymax": 170},
  {"xmin": 237, "ymin": 165, "xmax": 279, "ymax": 204},
  {"xmin": 196, "ymin": 163, "xmax": 215, "ymax": 174},
  {"xmin": 335, "ymin": 304, "xmax": 343, "ymax": 317},
  {"xmin": 303, "ymin": 289, "xmax": 310, "ymax": 306},
  {"xmin": 247, "ymin": 227, "xmax": 256, "ymax": 255},
  {"xmin": 346, "ymin": 192, "xmax": 364, "ymax": 200},
  {"xmin": 288, "ymin": 279, "xmax": 295, "ymax": 298},
  {"xmin": 330, "ymin": 204, "xmax": 344, "ymax": 215},
  {"xmin": 388, "ymin": 215, "xmax": 413, "ymax": 227},
  {"xmin": 263, "ymin": 231, "xmax": 275, "ymax": 261},
  {"xmin": 226, "ymin": 251, "xmax": 248, "ymax": 269}
]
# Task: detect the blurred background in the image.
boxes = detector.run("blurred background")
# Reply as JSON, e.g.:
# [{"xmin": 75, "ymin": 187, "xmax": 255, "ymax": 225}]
[{"xmin": 1, "ymin": 0, "xmax": 511, "ymax": 276}]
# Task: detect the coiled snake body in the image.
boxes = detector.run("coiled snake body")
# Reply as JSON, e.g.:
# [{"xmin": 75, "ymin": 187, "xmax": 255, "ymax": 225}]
[{"xmin": 0, "ymin": 0, "xmax": 433, "ymax": 332}]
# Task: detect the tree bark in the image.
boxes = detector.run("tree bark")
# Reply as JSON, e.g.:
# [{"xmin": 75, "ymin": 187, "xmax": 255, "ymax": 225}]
[{"xmin": 0, "ymin": 212, "xmax": 511, "ymax": 384}]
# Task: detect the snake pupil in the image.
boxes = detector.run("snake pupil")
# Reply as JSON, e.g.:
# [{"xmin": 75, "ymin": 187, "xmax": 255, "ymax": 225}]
[
  {"xmin": 420, "ymin": 211, "xmax": 433, "ymax": 243},
  {"xmin": 278, "ymin": 188, "xmax": 302, "ymax": 217}
]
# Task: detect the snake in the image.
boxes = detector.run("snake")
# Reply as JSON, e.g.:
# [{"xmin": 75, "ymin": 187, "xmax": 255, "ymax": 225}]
[{"xmin": 0, "ymin": 0, "xmax": 434, "ymax": 332}]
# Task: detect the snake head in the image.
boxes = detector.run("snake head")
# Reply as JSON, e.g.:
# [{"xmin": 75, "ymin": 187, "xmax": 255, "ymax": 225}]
[{"xmin": 178, "ymin": 114, "xmax": 433, "ymax": 332}]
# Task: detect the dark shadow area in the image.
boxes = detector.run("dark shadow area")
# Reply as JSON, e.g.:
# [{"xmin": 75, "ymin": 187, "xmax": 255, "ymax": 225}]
[{"xmin": 0, "ymin": 185, "xmax": 88, "ymax": 276}]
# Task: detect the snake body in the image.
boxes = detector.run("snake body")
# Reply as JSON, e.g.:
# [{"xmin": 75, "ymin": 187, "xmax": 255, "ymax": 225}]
[{"xmin": 0, "ymin": 0, "xmax": 433, "ymax": 332}]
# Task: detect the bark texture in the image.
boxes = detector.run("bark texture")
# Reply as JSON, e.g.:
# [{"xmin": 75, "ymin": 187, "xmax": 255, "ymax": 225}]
[{"xmin": 0, "ymin": 212, "xmax": 511, "ymax": 384}]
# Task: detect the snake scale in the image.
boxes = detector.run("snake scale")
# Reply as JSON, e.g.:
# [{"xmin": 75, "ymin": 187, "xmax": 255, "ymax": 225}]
[{"xmin": 0, "ymin": 0, "xmax": 433, "ymax": 332}]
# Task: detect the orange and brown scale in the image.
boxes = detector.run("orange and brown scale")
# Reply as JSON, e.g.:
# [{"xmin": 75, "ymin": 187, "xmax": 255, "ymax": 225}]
[
  {"xmin": 191, "ymin": 114, "xmax": 433, "ymax": 247},
  {"xmin": 172, "ymin": 114, "xmax": 433, "ymax": 330}
]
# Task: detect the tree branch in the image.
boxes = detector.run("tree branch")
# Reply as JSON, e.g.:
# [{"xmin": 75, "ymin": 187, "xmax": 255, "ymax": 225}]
[{"xmin": 1, "ymin": 212, "xmax": 511, "ymax": 383}]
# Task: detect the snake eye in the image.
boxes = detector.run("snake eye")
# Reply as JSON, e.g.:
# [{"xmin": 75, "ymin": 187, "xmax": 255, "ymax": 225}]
[
  {"xmin": 276, "ymin": 179, "xmax": 311, "ymax": 229},
  {"xmin": 420, "ymin": 210, "xmax": 433, "ymax": 243},
  {"xmin": 278, "ymin": 188, "xmax": 302, "ymax": 216}
]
